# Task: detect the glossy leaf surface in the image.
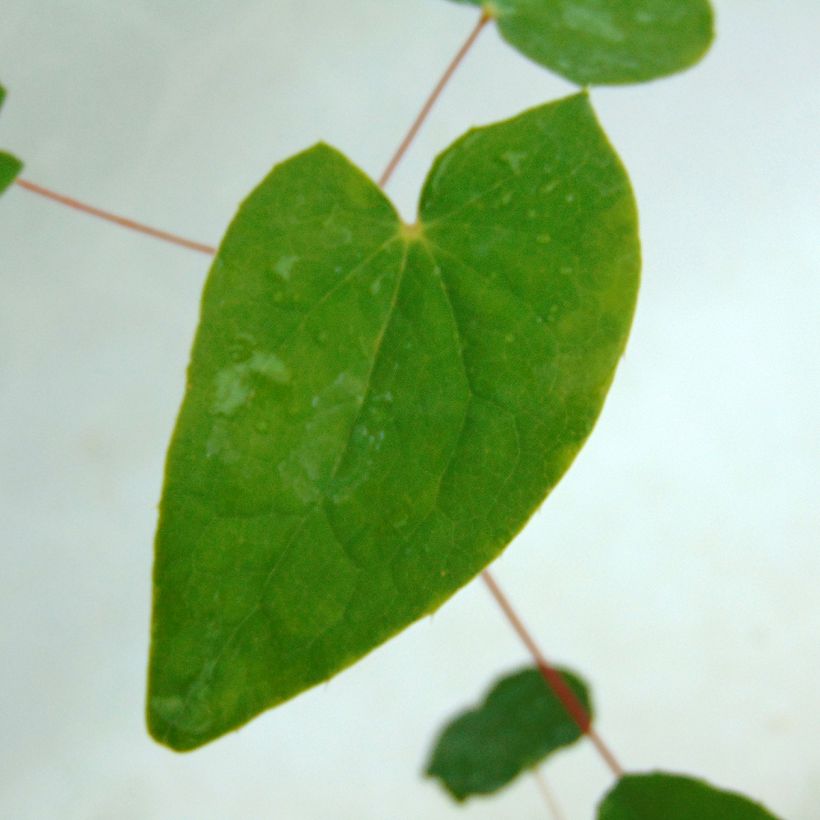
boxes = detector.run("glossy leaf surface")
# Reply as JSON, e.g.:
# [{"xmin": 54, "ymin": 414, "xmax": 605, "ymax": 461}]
[
  {"xmin": 0, "ymin": 85, "xmax": 23, "ymax": 195},
  {"xmin": 450, "ymin": 0, "xmax": 714, "ymax": 85},
  {"xmin": 148, "ymin": 93, "xmax": 640, "ymax": 750},
  {"xmin": 426, "ymin": 666, "xmax": 591, "ymax": 801},
  {"xmin": 599, "ymin": 772, "xmax": 780, "ymax": 819}
]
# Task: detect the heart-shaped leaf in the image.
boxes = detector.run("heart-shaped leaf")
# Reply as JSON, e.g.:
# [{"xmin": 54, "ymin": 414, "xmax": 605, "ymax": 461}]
[
  {"xmin": 147, "ymin": 92, "xmax": 640, "ymax": 750},
  {"xmin": 0, "ymin": 84, "xmax": 23, "ymax": 195},
  {"xmin": 449, "ymin": 0, "xmax": 714, "ymax": 85},
  {"xmin": 426, "ymin": 666, "xmax": 592, "ymax": 801},
  {"xmin": 598, "ymin": 772, "xmax": 781, "ymax": 819}
]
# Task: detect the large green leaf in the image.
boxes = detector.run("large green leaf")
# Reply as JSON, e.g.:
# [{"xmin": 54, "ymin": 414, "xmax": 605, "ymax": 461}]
[
  {"xmin": 450, "ymin": 0, "xmax": 714, "ymax": 85},
  {"xmin": 598, "ymin": 772, "xmax": 781, "ymax": 819},
  {"xmin": 147, "ymin": 92, "xmax": 640, "ymax": 750},
  {"xmin": 0, "ymin": 84, "xmax": 23, "ymax": 195},
  {"xmin": 426, "ymin": 666, "xmax": 591, "ymax": 801}
]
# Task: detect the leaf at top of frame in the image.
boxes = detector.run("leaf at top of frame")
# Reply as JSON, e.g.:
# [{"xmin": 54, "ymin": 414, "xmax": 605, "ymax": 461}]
[
  {"xmin": 147, "ymin": 92, "xmax": 640, "ymax": 751},
  {"xmin": 426, "ymin": 666, "xmax": 592, "ymax": 801},
  {"xmin": 598, "ymin": 772, "xmax": 781, "ymax": 819},
  {"xmin": 0, "ymin": 84, "xmax": 23, "ymax": 195},
  {"xmin": 449, "ymin": 0, "xmax": 714, "ymax": 85}
]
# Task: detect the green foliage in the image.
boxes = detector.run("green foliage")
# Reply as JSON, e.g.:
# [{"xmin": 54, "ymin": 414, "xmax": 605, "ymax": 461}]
[
  {"xmin": 147, "ymin": 92, "xmax": 639, "ymax": 750},
  {"xmin": 0, "ymin": 7, "xmax": 781, "ymax": 818},
  {"xmin": 598, "ymin": 772, "xmax": 781, "ymax": 819},
  {"xmin": 426, "ymin": 666, "xmax": 591, "ymax": 801},
  {"xmin": 0, "ymin": 152, "xmax": 19, "ymax": 193},
  {"xmin": 450, "ymin": 0, "xmax": 714, "ymax": 85},
  {"xmin": 0, "ymin": 84, "xmax": 23, "ymax": 195}
]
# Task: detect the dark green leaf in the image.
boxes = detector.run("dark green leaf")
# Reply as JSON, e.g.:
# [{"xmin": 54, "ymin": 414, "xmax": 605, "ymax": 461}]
[
  {"xmin": 451, "ymin": 0, "xmax": 714, "ymax": 85},
  {"xmin": 0, "ymin": 84, "xmax": 23, "ymax": 195},
  {"xmin": 147, "ymin": 92, "xmax": 640, "ymax": 750},
  {"xmin": 598, "ymin": 772, "xmax": 781, "ymax": 819},
  {"xmin": 426, "ymin": 666, "xmax": 591, "ymax": 801}
]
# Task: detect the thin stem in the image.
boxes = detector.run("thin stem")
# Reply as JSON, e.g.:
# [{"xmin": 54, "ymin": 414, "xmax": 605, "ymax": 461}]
[
  {"xmin": 13, "ymin": 16, "xmax": 626, "ymax": 785},
  {"xmin": 14, "ymin": 178, "xmax": 217, "ymax": 256},
  {"xmin": 481, "ymin": 570, "xmax": 624, "ymax": 779},
  {"xmin": 532, "ymin": 769, "xmax": 566, "ymax": 820},
  {"xmin": 377, "ymin": 11, "xmax": 490, "ymax": 188},
  {"xmin": 11, "ymin": 12, "xmax": 490, "ymax": 255}
]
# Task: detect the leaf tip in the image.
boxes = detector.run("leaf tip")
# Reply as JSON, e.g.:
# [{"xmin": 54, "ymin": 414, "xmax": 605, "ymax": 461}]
[{"xmin": 145, "ymin": 689, "xmax": 211, "ymax": 753}]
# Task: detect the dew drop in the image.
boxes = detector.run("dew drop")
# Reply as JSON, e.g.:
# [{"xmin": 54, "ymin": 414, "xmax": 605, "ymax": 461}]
[
  {"xmin": 274, "ymin": 254, "xmax": 299, "ymax": 280},
  {"xmin": 211, "ymin": 351, "xmax": 291, "ymax": 416},
  {"xmin": 501, "ymin": 150, "xmax": 528, "ymax": 174}
]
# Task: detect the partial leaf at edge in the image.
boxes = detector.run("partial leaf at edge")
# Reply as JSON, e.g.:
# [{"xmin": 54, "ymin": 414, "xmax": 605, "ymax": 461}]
[
  {"xmin": 0, "ymin": 152, "xmax": 22, "ymax": 195},
  {"xmin": 0, "ymin": 84, "xmax": 23, "ymax": 195},
  {"xmin": 148, "ymin": 92, "xmax": 639, "ymax": 750},
  {"xmin": 449, "ymin": 0, "xmax": 714, "ymax": 86},
  {"xmin": 426, "ymin": 666, "xmax": 592, "ymax": 801},
  {"xmin": 598, "ymin": 772, "xmax": 781, "ymax": 819}
]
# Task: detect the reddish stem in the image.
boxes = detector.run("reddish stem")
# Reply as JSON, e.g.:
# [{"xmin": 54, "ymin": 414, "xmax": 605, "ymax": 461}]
[
  {"xmin": 12, "ymin": 11, "xmax": 490, "ymax": 252},
  {"xmin": 11, "ymin": 11, "xmax": 625, "ymax": 782},
  {"xmin": 377, "ymin": 11, "xmax": 490, "ymax": 188},
  {"xmin": 481, "ymin": 570, "xmax": 624, "ymax": 778},
  {"xmin": 14, "ymin": 178, "xmax": 217, "ymax": 256}
]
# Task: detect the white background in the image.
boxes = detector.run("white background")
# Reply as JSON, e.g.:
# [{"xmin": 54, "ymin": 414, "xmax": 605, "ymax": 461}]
[{"xmin": 1, "ymin": 1, "xmax": 818, "ymax": 818}]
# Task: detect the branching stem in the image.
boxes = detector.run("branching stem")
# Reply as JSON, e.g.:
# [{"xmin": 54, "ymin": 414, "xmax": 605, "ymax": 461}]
[
  {"xmin": 12, "ymin": 11, "xmax": 491, "ymax": 251},
  {"xmin": 11, "ymin": 8, "xmax": 625, "ymax": 787}
]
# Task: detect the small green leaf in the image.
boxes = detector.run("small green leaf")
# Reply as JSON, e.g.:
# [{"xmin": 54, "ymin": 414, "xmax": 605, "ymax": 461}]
[
  {"xmin": 148, "ymin": 92, "xmax": 639, "ymax": 750},
  {"xmin": 598, "ymin": 772, "xmax": 781, "ymax": 819},
  {"xmin": 0, "ymin": 153, "xmax": 21, "ymax": 194},
  {"xmin": 0, "ymin": 84, "xmax": 23, "ymax": 195},
  {"xmin": 426, "ymin": 666, "xmax": 591, "ymax": 801},
  {"xmin": 451, "ymin": 0, "xmax": 714, "ymax": 85}
]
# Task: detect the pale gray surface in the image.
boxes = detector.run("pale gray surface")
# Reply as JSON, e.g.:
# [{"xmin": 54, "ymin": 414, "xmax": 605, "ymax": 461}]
[{"xmin": 1, "ymin": 2, "xmax": 818, "ymax": 818}]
